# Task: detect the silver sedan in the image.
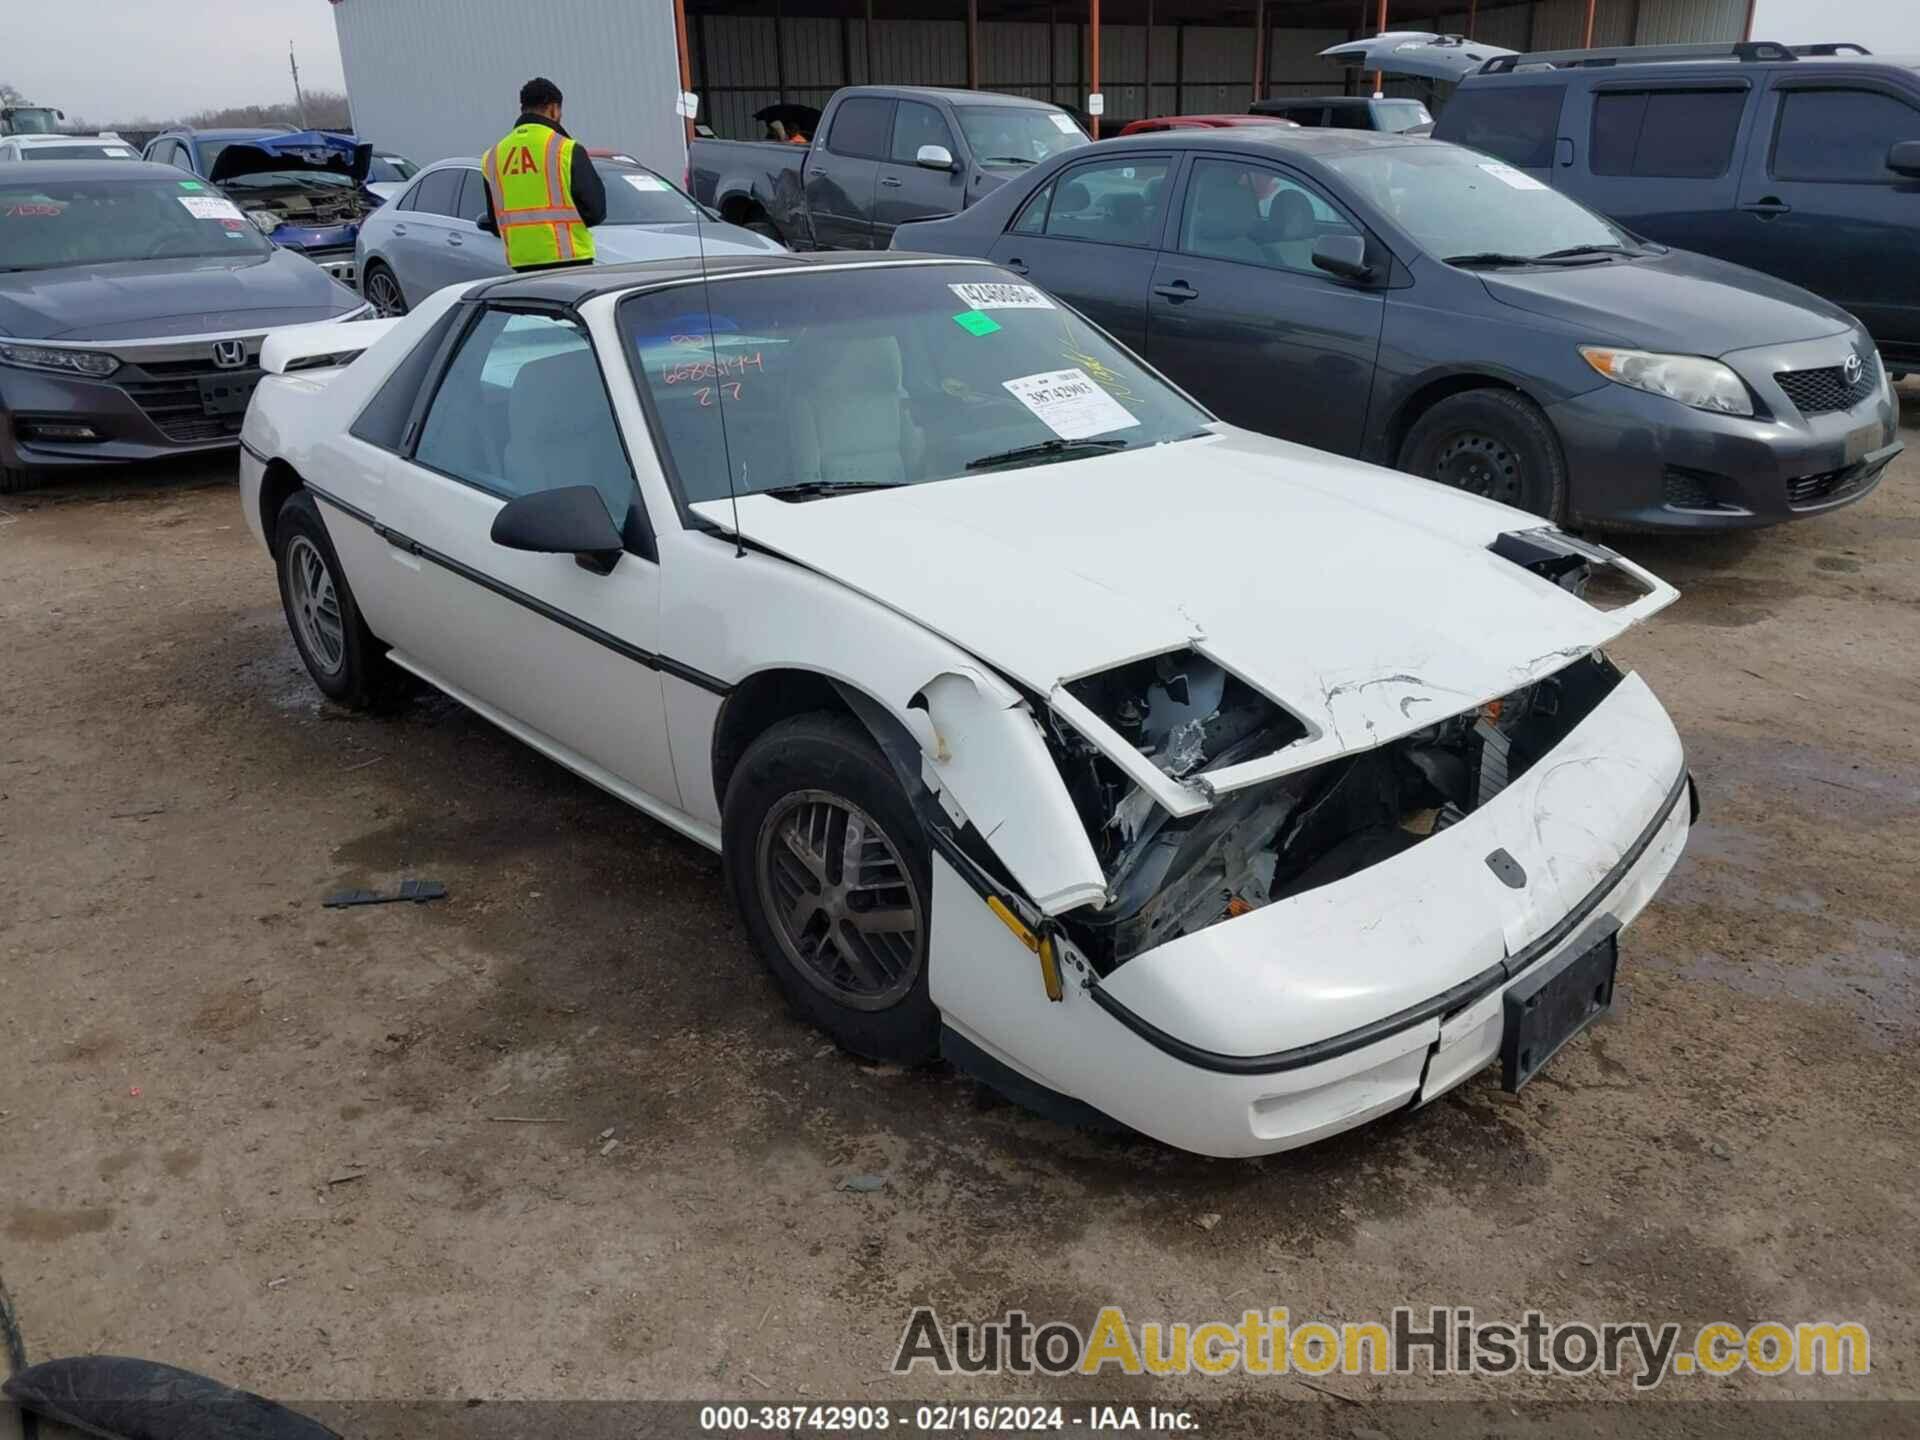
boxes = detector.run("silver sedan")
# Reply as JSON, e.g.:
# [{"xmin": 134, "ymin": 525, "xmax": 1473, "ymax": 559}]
[{"xmin": 354, "ymin": 157, "xmax": 784, "ymax": 316}]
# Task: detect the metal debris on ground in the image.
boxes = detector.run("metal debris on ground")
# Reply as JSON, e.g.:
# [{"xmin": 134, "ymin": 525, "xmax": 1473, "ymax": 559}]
[{"xmin": 322, "ymin": 880, "xmax": 447, "ymax": 909}]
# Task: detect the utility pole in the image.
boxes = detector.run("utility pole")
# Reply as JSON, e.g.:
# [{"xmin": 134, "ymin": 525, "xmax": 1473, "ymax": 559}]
[{"xmin": 290, "ymin": 42, "xmax": 309, "ymax": 127}]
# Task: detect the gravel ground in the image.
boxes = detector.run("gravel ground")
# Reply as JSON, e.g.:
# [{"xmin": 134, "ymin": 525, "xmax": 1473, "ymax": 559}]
[{"xmin": 2, "ymin": 390, "xmax": 1917, "ymax": 1428}]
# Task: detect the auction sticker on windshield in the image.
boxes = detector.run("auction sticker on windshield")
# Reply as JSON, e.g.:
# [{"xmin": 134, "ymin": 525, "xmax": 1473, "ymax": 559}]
[
  {"xmin": 1003, "ymin": 368, "xmax": 1139, "ymax": 440},
  {"xmin": 950, "ymin": 282, "xmax": 1053, "ymax": 311},
  {"xmin": 178, "ymin": 195, "xmax": 246, "ymax": 222},
  {"xmin": 623, "ymin": 174, "xmax": 669, "ymax": 192},
  {"xmin": 1049, "ymin": 113, "xmax": 1079, "ymax": 134},
  {"xmin": 1478, "ymin": 162, "xmax": 1546, "ymax": 192}
]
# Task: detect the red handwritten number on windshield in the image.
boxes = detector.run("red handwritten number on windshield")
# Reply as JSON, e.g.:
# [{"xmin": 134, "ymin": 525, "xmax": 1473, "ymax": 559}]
[{"xmin": 694, "ymin": 383, "xmax": 744, "ymax": 407}]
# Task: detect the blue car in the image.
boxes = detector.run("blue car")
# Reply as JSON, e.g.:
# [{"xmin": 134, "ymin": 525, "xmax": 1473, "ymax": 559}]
[{"xmin": 143, "ymin": 127, "xmax": 376, "ymax": 286}]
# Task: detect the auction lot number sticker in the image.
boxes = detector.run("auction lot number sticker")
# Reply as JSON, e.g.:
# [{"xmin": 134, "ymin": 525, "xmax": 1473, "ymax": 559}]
[
  {"xmin": 1003, "ymin": 368, "xmax": 1139, "ymax": 440},
  {"xmin": 949, "ymin": 281, "xmax": 1054, "ymax": 310}
]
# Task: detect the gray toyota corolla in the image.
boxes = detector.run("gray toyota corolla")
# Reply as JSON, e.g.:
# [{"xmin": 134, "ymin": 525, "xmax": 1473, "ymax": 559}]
[
  {"xmin": 1, "ymin": 160, "xmax": 369, "ymax": 493},
  {"xmin": 896, "ymin": 130, "xmax": 1901, "ymax": 530}
]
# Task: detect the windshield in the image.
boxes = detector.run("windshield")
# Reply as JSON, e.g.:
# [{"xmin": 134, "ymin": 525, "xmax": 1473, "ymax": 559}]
[
  {"xmin": 7, "ymin": 109, "xmax": 60, "ymax": 135},
  {"xmin": 1373, "ymin": 100, "xmax": 1433, "ymax": 132},
  {"xmin": 1326, "ymin": 144, "xmax": 1628, "ymax": 261},
  {"xmin": 368, "ymin": 155, "xmax": 418, "ymax": 183},
  {"xmin": 619, "ymin": 264, "xmax": 1209, "ymax": 503},
  {"xmin": 0, "ymin": 176, "xmax": 273, "ymax": 271},
  {"xmin": 955, "ymin": 106, "xmax": 1088, "ymax": 167},
  {"xmin": 25, "ymin": 143, "xmax": 139, "ymax": 161},
  {"xmin": 601, "ymin": 165, "xmax": 702, "ymax": 224}
]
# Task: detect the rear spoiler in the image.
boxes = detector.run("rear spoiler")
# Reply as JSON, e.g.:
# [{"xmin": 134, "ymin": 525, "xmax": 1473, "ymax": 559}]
[{"xmin": 260, "ymin": 318, "xmax": 400, "ymax": 376}]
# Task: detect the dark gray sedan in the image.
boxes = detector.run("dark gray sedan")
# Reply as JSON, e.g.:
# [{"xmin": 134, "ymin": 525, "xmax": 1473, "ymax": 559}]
[
  {"xmin": 895, "ymin": 130, "xmax": 1900, "ymax": 530},
  {"xmin": 1, "ymin": 160, "xmax": 368, "ymax": 492}
]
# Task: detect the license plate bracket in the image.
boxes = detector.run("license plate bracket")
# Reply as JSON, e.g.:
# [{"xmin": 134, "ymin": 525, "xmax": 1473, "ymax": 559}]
[
  {"xmin": 1501, "ymin": 920, "xmax": 1619, "ymax": 1092},
  {"xmin": 1843, "ymin": 421, "xmax": 1879, "ymax": 466},
  {"xmin": 198, "ymin": 373, "xmax": 258, "ymax": 416}
]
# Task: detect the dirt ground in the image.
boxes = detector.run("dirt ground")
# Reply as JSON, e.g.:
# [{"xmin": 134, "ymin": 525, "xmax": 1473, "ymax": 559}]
[{"xmin": 3, "ymin": 390, "xmax": 1918, "ymax": 1426}]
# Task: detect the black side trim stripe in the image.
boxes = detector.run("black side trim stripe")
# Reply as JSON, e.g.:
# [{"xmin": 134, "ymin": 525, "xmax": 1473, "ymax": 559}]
[
  {"xmin": 239, "ymin": 437, "xmax": 271, "ymax": 464},
  {"xmin": 1088, "ymin": 764, "xmax": 1691, "ymax": 1077},
  {"xmin": 304, "ymin": 482, "xmax": 731, "ymax": 696}
]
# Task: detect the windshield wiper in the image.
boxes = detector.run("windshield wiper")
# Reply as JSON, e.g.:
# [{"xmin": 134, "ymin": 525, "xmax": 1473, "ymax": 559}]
[
  {"xmin": 964, "ymin": 437, "xmax": 1129, "ymax": 471},
  {"xmin": 1442, "ymin": 250, "xmax": 1613, "ymax": 268},
  {"xmin": 755, "ymin": 479, "xmax": 910, "ymax": 502},
  {"xmin": 1534, "ymin": 243, "xmax": 1634, "ymax": 260},
  {"xmin": 978, "ymin": 155, "xmax": 1037, "ymax": 167}
]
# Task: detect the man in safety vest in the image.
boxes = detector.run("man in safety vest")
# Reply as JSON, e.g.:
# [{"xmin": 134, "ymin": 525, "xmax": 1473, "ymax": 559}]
[{"xmin": 479, "ymin": 76, "xmax": 606, "ymax": 271}]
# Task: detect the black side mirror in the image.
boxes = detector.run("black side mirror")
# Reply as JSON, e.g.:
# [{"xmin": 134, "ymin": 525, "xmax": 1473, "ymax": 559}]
[
  {"xmin": 1888, "ymin": 140, "xmax": 1920, "ymax": 179},
  {"xmin": 490, "ymin": 485, "xmax": 625, "ymax": 575},
  {"xmin": 1311, "ymin": 233, "xmax": 1373, "ymax": 282}
]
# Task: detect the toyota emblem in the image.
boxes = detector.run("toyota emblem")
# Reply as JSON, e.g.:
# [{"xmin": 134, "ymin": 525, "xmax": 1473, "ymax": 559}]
[
  {"xmin": 212, "ymin": 339, "xmax": 248, "ymax": 369},
  {"xmin": 1843, "ymin": 352, "xmax": 1864, "ymax": 387}
]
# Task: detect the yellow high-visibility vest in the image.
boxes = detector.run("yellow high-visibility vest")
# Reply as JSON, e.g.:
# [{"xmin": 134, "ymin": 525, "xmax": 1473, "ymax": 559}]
[{"xmin": 483, "ymin": 122, "xmax": 595, "ymax": 269}]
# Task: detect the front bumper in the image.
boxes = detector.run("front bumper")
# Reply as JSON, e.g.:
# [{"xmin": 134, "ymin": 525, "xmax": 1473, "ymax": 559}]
[
  {"xmin": 1551, "ymin": 349, "xmax": 1896, "ymax": 529},
  {"xmin": 1, "ymin": 357, "xmax": 259, "ymax": 473},
  {"xmin": 930, "ymin": 670, "xmax": 1692, "ymax": 1157}
]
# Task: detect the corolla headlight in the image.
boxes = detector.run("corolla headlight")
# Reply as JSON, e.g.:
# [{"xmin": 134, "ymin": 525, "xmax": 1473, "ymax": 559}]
[
  {"xmin": 0, "ymin": 341, "xmax": 120, "ymax": 378},
  {"xmin": 249, "ymin": 209, "xmax": 285, "ymax": 235},
  {"xmin": 1579, "ymin": 345, "xmax": 1753, "ymax": 417}
]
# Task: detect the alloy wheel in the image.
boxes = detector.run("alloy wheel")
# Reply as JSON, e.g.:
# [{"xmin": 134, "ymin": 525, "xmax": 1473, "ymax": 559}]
[
  {"xmin": 755, "ymin": 790, "xmax": 923, "ymax": 1010},
  {"xmin": 286, "ymin": 534, "xmax": 346, "ymax": 676},
  {"xmin": 365, "ymin": 267, "xmax": 407, "ymax": 317}
]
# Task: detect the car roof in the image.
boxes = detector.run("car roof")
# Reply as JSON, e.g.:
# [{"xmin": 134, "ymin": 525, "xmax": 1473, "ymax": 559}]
[
  {"xmin": 6, "ymin": 133, "xmax": 130, "ymax": 145},
  {"xmin": 863, "ymin": 85, "xmax": 1065, "ymax": 109},
  {"xmin": 1098, "ymin": 127, "xmax": 1427, "ymax": 159},
  {"xmin": 0, "ymin": 158, "xmax": 196, "ymax": 182},
  {"xmin": 162, "ymin": 126, "xmax": 299, "ymax": 140},
  {"xmin": 482, "ymin": 251, "xmax": 986, "ymax": 306},
  {"xmin": 1260, "ymin": 95, "xmax": 1376, "ymax": 106}
]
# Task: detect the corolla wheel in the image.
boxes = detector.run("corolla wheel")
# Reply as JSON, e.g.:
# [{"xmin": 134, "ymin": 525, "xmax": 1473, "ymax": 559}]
[
  {"xmin": 285, "ymin": 534, "xmax": 346, "ymax": 676},
  {"xmin": 364, "ymin": 265, "xmax": 407, "ymax": 317},
  {"xmin": 723, "ymin": 713, "xmax": 941, "ymax": 1063},
  {"xmin": 1398, "ymin": 388, "xmax": 1567, "ymax": 521},
  {"xmin": 755, "ymin": 790, "xmax": 924, "ymax": 1010}
]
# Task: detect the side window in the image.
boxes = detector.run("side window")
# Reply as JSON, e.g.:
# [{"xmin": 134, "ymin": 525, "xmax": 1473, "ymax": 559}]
[
  {"xmin": 1772, "ymin": 88, "xmax": 1920, "ymax": 183},
  {"xmin": 1329, "ymin": 106, "xmax": 1374, "ymax": 131},
  {"xmin": 1041, "ymin": 157, "xmax": 1172, "ymax": 247},
  {"xmin": 1438, "ymin": 84, "xmax": 1566, "ymax": 168},
  {"xmin": 890, "ymin": 101, "xmax": 956, "ymax": 163},
  {"xmin": 1591, "ymin": 88, "xmax": 1746, "ymax": 178},
  {"xmin": 827, "ymin": 97, "xmax": 895, "ymax": 160},
  {"xmin": 455, "ymin": 169, "xmax": 492, "ymax": 224},
  {"xmin": 350, "ymin": 305, "xmax": 465, "ymax": 451},
  {"xmin": 413, "ymin": 310, "xmax": 636, "ymax": 524},
  {"xmin": 411, "ymin": 168, "xmax": 463, "ymax": 217},
  {"xmin": 1010, "ymin": 180, "xmax": 1053, "ymax": 234},
  {"xmin": 1178, "ymin": 157, "xmax": 1362, "ymax": 273}
]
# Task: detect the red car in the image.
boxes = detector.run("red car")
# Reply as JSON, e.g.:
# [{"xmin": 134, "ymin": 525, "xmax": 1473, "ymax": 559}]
[{"xmin": 1115, "ymin": 114, "xmax": 1300, "ymax": 136}]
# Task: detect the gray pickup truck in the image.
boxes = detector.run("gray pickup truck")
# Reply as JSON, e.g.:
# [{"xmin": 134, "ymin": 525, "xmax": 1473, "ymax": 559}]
[{"xmin": 689, "ymin": 85, "xmax": 1088, "ymax": 250}]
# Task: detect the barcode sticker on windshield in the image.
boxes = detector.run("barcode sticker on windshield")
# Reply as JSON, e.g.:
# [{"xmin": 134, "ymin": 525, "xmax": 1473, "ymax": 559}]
[
  {"xmin": 178, "ymin": 195, "xmax": 245, "ymax": 222},
  {"xmin": 1003, "ymin": 368, "xmax": 1139, "ymax": 440},
  {"xmin": 1049, "ymin": 113, "xmax": 1079, "ymax": 134},
  {"xmin": 949, "ymin": 281, "xmax": 1053, "ymax": 311},
  {"xmin": 1477, "ymin": 162, "xmax": 1546, "ymax": 192},
  {"xmin": 623, "ymin": 174, "xmax": 669, "ymax": 192},
  {"xmin": 106, "ymin": 147, "xmax": 135, "ymax": 157}
]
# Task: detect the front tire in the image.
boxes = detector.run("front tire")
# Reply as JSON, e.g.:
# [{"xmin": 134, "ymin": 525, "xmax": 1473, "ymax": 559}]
[
  {"xmin": 723, "ymin": 713, "xmax": 939, "ymax": 1064},
  {"xmin": 273, "ymin": 489, "xmax": 387, "ymax": 709},
  {"xmin": 1, "ymin": 464, "xmax": 36, "ymax": 495},
  {"xmin": 1397, "ymin": 388, "xmax": 1567, "ymax": 521},
  {"xmin": 362, "ymin": 260, "xmax": 408, "ymax": 317}
]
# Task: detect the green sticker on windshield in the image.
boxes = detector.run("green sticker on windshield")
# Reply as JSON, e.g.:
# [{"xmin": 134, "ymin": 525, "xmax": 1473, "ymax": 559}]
[
  {"xmin": 952, "ymin": 309, "xmax": 1001, "ymax": 337},
  {"xmin": 178, "ymin": 180, "xmax": 205, "ymax": 190}
]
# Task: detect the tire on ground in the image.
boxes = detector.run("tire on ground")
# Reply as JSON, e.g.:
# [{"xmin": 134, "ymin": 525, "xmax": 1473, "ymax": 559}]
[
  {"xmin": 1396, "ymin": 387, "xmax": 1568, "ymax": 522},
  {"xmin": 272, "ymin": 488, "xmax": 392, "ymax": 710},
  {"xmin": 722, "ymin": 711, "xmax": 941, "ymax": 1065}
]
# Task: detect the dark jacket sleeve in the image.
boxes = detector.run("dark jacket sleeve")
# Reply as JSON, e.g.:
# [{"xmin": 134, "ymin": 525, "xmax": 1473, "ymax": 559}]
[
  {"xmin": 478, "ymin": 173, "xmax": 499, "ymax": 235},
  {"xmin": 570, "ymin": 146, "xmax": 607, "ymax": 227}
]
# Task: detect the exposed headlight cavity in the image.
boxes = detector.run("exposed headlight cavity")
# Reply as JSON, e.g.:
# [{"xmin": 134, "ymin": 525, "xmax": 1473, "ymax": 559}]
[{"xmin": 1579, "ymin": 345, "xmax": 1754, "ymax": 417}]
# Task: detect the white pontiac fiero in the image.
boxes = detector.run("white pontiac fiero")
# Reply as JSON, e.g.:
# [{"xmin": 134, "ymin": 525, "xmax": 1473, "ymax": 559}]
[{"xmin": 240, "ymin": 253, "xmax": 1693, "ymax": 1157}]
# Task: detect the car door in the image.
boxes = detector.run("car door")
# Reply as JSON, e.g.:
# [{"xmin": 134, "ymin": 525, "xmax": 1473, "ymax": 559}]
[
  {"xmin": 985, "ymin": 151, "xmax": 1173, "ymax": 354},
  {"xmin": 389, "ymin": 167, "xmax": 467, "ymax": 301},
  {"xmin": 1728, "ymin": 76, "xmax": 1920, "ymax": 354},
  {"xmin": 1572, "ymin": 82, "xmax": 1757, "ymax": 257},
  {"xmin": 1146, "ymin": 155, "xmax": 1384, "ymax": 457},
  {"xmin": 377, "ymin": 304, "xmax": 678, "ymax": 804},
  {"xmin": 443, "ymin": 168, "xmax": 508, "ymax": 281},
  {"xmin": 872, "ymin": 99, "xmax": 966, "ymax": 247},
  {"xmin": 807, "ymin": 96, "xmax": 892, "ymax": 249}
]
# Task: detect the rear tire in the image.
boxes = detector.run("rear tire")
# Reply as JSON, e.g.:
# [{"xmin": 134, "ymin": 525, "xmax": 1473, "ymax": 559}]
[
  {"xmin": 1397, "ymin": 388, "xmax": 1567, "ymax": 521},
  {"xmin": 273, "ymin": 489, "xmax": 389, "ymax": 709},
  {"xmin": 723, "ymin": 712, "xmax": 939, "ymax": 1065},
  {"xmin": 361, "ymin": 260, "xmax": 408, "ymax": 318}
]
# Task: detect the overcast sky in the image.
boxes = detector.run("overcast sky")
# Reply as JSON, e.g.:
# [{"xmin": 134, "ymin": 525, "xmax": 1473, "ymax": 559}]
[{"xmin": 7, "ymin": 0, "xmax": 347, "ymax": 125}]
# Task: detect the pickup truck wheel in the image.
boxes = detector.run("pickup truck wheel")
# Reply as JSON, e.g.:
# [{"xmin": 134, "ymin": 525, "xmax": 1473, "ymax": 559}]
[
  {"xmin": 1397, "ymin": 388, "xmax": 1567, "ymax": 521},
  {"xmin": 362, "ymin": 261, "xmax": 407, "ymax": 318},
  {"xmin": 273, "ymin": 490, "xmax": 389, "ymax": 709},
  {"xmin": 724, "ymin": 712, "xmax": 939, "ymax": 1065}
]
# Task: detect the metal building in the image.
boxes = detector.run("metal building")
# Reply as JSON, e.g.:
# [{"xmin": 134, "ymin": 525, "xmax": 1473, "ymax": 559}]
[{"xmin": 332, "ymin": 0, "xmax": 1753, "ymax": 173}]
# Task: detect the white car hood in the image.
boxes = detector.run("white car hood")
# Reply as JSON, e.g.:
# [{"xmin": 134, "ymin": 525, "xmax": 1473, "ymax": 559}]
[{"xmin": 691, "ymin": 427, "xmax": 1676, "ymax": 789}]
